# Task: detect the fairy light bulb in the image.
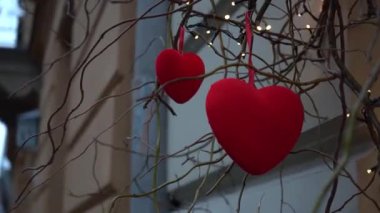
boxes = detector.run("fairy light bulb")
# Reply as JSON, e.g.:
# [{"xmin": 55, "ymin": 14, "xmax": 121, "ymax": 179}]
[
  {"xmin": 231, "ymin": 1, "xmax": 235, "ymax": 6},
  {"xmin": 208, "ymin": 42, "xmax": 213, "ymax": 46},
  {"xmin": 206, "ymin": 30, "xmax": 211, "ymax": 34},
  {"xmin": 367, "ymin": 169, "xmax": 373, "ymax": 174},
  {"xmin": 256, "ymin": 26, "xmax": 262, "ymax": 31},
  {"xmin": 241, "ymin": 53, "xmax": 246, "ymax": 57},
  {"xmin": 194, "ymin": 35, "xmax": 199, "ymax": 39},
  {"xmin": 186, "ymin": 1, "xmax": 190, "ymax": 5},
  {"xmin": 237, "ymin": 42, "xmax": 241, "ymax": 46},
  {"xmin": 266, "ymin": 25, "xmax": 272, "ymax": 30},
  {"xmin": 368, "ymin": 89, "xmax": 372, "ymax": 93},
  {"xmin": 225, "ymin": 14, "xmax": 230, "ymax": 20},
  {"xmin": 346, "ymin": 113, "xmax": 350, "ymax": 118},
  {"xmin": 306, "ymin": 24, "xmax": 311, "ymax": 29},
  {"xmin": 297, "ymin": 13, "xmax": 302, "ymax": 17}
]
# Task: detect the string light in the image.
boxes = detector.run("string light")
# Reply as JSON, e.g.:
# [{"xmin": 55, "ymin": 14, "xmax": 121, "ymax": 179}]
[
  {"xmin": 241, "ymin": 53, "xmax": 246, "ymax": 57},
  {"xmin": 237, "ymin": 42, "xmax": 241, "ymax": 46},
  {"xmin": 256, "ymin": 26, "xmax": 262, "ymax": 31},
  {"xmin": 346, "ymin": 113, "xmax": 350, "ymax": 118},
  {"xmin": 186, "ymin": 1, "xmax": 190, "ymax": 5},
  {"xmin": 297, "ymin": 13, "xmax": 302, "ymax": 17},
  {"xmin": 208, "ymin": 42, "xmax": 213, "ymax": 46},
  {"xmin": 206, "ymin": 30, "xmax": 211, "ymax": 34},
  {"xmin": 306, "ymin": 24, "xmax": 311, "ymax": 29},
  {"xmin": 368, "ymin": 89, "xmax": 372, "ymax": 93},
  {"xmin": 194, "ymin": 35, "xmax": 199, "ymax": 39},
  {"xmin": 266, "ymin": 25, "xmax": 272, "ymax": 30},
  {"xmin": 225, "ymin": 14, "xmax": 230, "ymax": 20},
  {"xmin": 366, "ymin": 166, "xmax": 377, "ymax": 175},
  {"xmin": 231, "ymin": 1, "xmax": 235, "ymax": 6}
]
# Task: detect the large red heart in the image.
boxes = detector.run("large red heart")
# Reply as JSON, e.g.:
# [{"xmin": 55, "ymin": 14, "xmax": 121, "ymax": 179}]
[
  {"xmin": 206, "ymin": 78, "xmax": 304, "ymax": 175},
  {"xmin": 155, "ymin": 49, "xmax": 205, "ymax": 104}
]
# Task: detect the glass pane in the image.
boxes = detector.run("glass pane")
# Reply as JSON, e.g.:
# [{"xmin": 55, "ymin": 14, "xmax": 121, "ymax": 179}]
[{"xmin": 0, "ymin": 0, "xmax": 23, "ymax": 48}]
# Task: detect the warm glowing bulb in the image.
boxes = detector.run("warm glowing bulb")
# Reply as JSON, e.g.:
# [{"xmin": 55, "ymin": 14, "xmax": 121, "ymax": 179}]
[
  {"xmin": 256, "ymin": 26, "xmax": 262, "ymax": 31},
  {"xmin": 231, "ymin": 1, "xmax": 235, "ymax": 6},
  {"xmin": 306, "ymin": 24, "xmax": 311, "ymax": 29},
  {"xmin": 206, "ymin": 30, "xmax": 211, "ymax": 34},
  {"xmin": 186, "ymin": 1, "xmax": 190, "ymax": 5},
  {"xmin": 208, "ymin": 42, "xmax": 213, "ymax": 46},
  {"xmin": 225, "ymin": 14, "xmax": 230, "ymax": 20},
  {"xmin": 346, "ymin": 113, "xmax": 350, "ymax": 118},
  {"xmin": 298, "ymin": 13, "xmax": 302, "ymax": 17},
  {"xmin": 266, "ymin": 25, "xmax": 272, "ymax": 30},
  {"xmin": 367, "ymin": 169, "xmax": 372, "ymax": 174},
  {"xmin": 368, "ymin": 89, "xmax": 372, "ymax": 93},
  {"xmin": 241, "ymin": 53, "xmax": 246, "ymax": 57},
  {"xmin": 237, "ymin": 42, "xmax": 241, "ymax": 46},
  {"xmin": 194, "ymin": 35, "xmax": 199, "ymax": 39}
]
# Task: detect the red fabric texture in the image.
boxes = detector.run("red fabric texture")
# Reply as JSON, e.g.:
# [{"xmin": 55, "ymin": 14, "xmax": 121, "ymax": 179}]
[
  {"xmin": 245, "ymin": 12, "xmax": 255, "ymax": 85},
  {"xmin": 206, "ymin": 78, "xmax": 304, "ymax": 175},
  {"xmin": 155, "ymin": 49, "xmax": 205, "ymax": 104}
]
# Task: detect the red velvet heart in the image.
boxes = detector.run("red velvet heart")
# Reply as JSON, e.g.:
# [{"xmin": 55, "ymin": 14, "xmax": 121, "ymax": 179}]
[
  {"xmin": 155, "ymin": 49, "xmax": 205, "ymax": 104},
  {"xmin": 206, "ymin": 78, "xmax": 304, "ymax": 175}
]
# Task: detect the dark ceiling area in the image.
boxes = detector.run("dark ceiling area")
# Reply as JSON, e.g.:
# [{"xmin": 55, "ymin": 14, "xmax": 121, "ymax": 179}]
[
  {"xmin": 0, "ymin": 0, "xmax": 43, "ymax": 120},
  {"xmin": 0, "ymin": 48, "xmax": 40, "ymax": 119}
]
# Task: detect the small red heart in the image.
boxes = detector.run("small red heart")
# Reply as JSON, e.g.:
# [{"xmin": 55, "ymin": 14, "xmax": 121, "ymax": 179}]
[
  {"xmin": 206, "ymin": 78, "xmax": 304, "ymax": 175},
  {"xmin": 155, "ymin": 49, "xmax": 205, "ymax": 104}
]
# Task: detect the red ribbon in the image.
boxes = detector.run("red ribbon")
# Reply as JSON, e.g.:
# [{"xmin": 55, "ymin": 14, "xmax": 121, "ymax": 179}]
[
  {"xmin": 245, "ymin": 12, "xmax": 255, "ymax": 87},
  {"xmin": 178, "ymin": 26, "xmax": 185, "ymax": 54}
]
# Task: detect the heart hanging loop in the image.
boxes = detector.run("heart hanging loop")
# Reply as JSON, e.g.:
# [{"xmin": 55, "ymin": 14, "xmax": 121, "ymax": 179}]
[
  {"xmin": 177, "ymin": 26, "xmax": 185, "ymax": 54},
  {"xmin": 245, "ymin": 12, "xmax": 256, "ymax": 88}
]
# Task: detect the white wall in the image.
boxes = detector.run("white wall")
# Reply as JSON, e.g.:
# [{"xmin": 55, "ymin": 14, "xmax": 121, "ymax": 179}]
[
  {"xmin": 174, "ymin": 157, "xmax": 362, "ymax": 213},
  {"xmin": 165, "ymin": 1, "xmax": 364, "ymax": 212},
  {"xmin": 166, "ymin": 0, "xmax": 347, "ymax": 186}
]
